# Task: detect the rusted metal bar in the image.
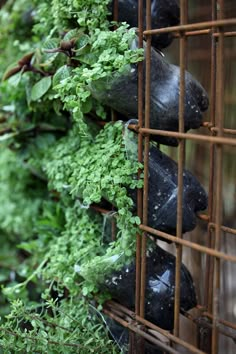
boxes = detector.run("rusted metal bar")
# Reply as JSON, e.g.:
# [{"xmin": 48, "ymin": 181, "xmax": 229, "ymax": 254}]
[
  {"xmin": 139, "ymin": 0, "xmax": 151, "ymax": 322},
  {"xmin": 201, "ymin": 310, "xmax": 236, "ymax": 332},
  {"xmin": 107, "ymin": 300, "xmax": 136, "ymax": 318},
  {"xmin": 95, "ymin": 120, "xmax": 236, "ymax": 137},
  {"xmin": 103, "ymin": 308, "xmax": 179, "ymax": 354},
  {"xmin": 136, "ymin": 316, "xmax": 206, "ymax": 354},
  {"xmin": 90, "ymin": 204, "xmax": 236, "ymax": 242},
  {"xmin": 104, "ymin": 301, "xmax": 206, "ymax": 354},
  {"xmin": 202, "ymin": 125, "xmax": 236, "ymax": 136},
  {"xmin": 202, "ymin": 122, "xmax": 236, "ymax": 135},
  {"xmin": 143, "ymin": 18, "xmax": 236, "ymax": 35},
  {"xmin": 138, "ymin": 128, "xmax": 236, "ymax": 146},
  {"xmin": 183, "ymin": 310, "xmax": 236, "ymax": 342},
  {"xmin": 113, "ymin": 0, "xmax": 119, "ymax": 22},
  {"xmin": 135, "ymin": 0, "xmax": 144, "ymax": 323},
  {"xmin": 90, "ymin": 204, "xmax": 113, "ymax": 214},
  {"xmin": 209, "ymin": 223, "xmax": 236, "ymax": 236},
  {"xmin": 197, "ymin": 213, "xmax": 236, "ymax": 236},
  {"xmin": 92, "ymin": 203, "xmax": 236, "ymax": 237},
  {"xmin": 139, "ymin": 225, "xmax": 236, "ymax": 263},
  {"xmin": 201, "ymin": 2, "xmax": 218, "ymax": 352},
  {"xmin": 100, "ymin": 3, "xmax": 236, "ymax": 353},
  {"xmin": 173, "ymin": 0, "xmax": 187, "ymax": 338},
  {"xmin": 174, "ymin": 30, "xmax": 236, "ymax": 38},
  {"xmin": 106, "ymin": 300, "xmax": 236, "ymax": 345},
  {"xmin": 105, "ymin": 302, "xmax": 205, "ymax": 353},
  {"xmin": 212, "ymin": 0, "xmax": 225, "ymax": 351}
]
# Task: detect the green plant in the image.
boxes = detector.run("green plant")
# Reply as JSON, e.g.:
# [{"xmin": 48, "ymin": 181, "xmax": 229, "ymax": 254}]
[{"xmin": 0, "ymin": 0, "xmax": 144, "ymax": 351}]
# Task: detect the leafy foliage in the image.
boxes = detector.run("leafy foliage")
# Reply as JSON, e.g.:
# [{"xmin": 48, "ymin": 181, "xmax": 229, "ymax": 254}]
[
  {"xmin": 0, "ymin": 298, "xmax": 117, "ymax": 353},
  {"xmin": 0, "ymin": 0, "xmax": 144, "ymax": 352}
]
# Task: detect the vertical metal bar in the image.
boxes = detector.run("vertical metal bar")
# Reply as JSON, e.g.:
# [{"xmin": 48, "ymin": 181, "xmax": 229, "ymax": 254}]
[
  {"xmin": 173, "ymin": 0, "xmax": 187, "ymax": 337},
  {"xmin": 111, "ymin": 0, "xmax": 119, "ymax": 240},
  {"xmin": 140, "ymin": 0, "xmax": 151, "ymax": 320},
  {"xmin": 113, "ymin": 0, "xmax": 119, "ymax": 22},
  {"xmin": 204, "ymin": 0, "xmax": 217, "ymax": 316},
  {"xmin": 135, "ymin": 0, "xmax": 144, "ymax": 317},
  {"xmin": 212, "ymin": 0, "xmax": 225, "ymax": 352},
  {"xmin": 201, "ymin": 3, "xmax": 217, "ymax": 350}
]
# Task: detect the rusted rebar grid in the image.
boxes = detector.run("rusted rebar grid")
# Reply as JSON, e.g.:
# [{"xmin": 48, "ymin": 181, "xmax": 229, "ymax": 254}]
[
  {"xmin": 104, "ymin": 300, "xmax": 236, "ymax": 349},
  {"xmin": 100, "ymin": 1, "xmax": 236, "ymax": 353},
  {"xmin": 104, "ymin": 301, "xmax": 205, "ymax": 354},
  {"xmin": 183, "ymin": 309, "xmax": 236, "ymax": 342}
]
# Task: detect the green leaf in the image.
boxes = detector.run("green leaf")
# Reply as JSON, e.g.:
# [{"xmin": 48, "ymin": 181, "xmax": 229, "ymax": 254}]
[
  {"xmin": 0, "ymin": 132, "xmax": 18, "ymax": 141},
  {"xmin": 8, "ymin": 68, "xmax": 24, "ymax": 87},
  {"xmin": 53, "ymin": 65, "xmax": 72, "ymax": 87},
  {"xmin": 78, "ymin": 52, "xmax": 97, "ymax": 65},
  {"xmin": 42, "ymin": 38, "xmax": 60, "ymax": 63},
  {"xmin": 64, "ymin": 29, "xmax": 80, "ymax": 41},
  {"xmin": 31, "ymin": 77, "xmax": 52, "ymax": 101},
  {"xmin": 73, "ymin": 34, "xmax": 90, "ymax": 55},
  {"xmin": 125, "ymin": 249, "xmax": 132, "ymax": 257},
  {"xmin": 81, "ymin": 97, "xmax": 93, "ymax": 114},
  {"xmin": 82, "ymin": 287, "xmax": 88, "ymax": 296}
]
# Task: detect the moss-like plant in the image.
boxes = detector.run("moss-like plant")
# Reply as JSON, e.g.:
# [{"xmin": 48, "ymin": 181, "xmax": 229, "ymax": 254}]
[{"xmin": 0, "ymin": 0, "xmax": 144, "ymax": 351}]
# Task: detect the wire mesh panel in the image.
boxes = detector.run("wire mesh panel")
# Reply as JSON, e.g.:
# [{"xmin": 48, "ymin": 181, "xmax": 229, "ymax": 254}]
[{"xmin": 103, "ymin": 1, "xmax": 236, "ymax": 353}]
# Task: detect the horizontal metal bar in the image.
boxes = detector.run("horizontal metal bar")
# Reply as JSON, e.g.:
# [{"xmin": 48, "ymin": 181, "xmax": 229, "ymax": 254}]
[
  {"xmin": 209, "ymin": 223, "xmax": 236, "ymax": 236},
  {"xmin": 139, "ymin": 224, "xmax": 236, "ymax": 263},
  {"xmin": 197, "ymin": 214, "xmax": 236, "ymax": 236},
  {"xmin": 202, "ymin": 122, "xmax": 236, "ymax": 136},
  {"xmin": 135, "ymin": 316, "xmax": 205, "ymax": 354},
  {"xmin": 143, "ymin": 18, "xmax": 236, "ymax": 35},
  {"xmin": 104, "ymin": 301, "xmax": 205, "ymax": 354},
  {"xmin": 103, "ymin": 309, "xmax": 179, "ymax": 354},
  {"xmin": 183, "ymin": 310, "xmax": 236, "ymax": 342},
  {"xmin": 201, "ymin": 311, "xmax": 236, "ymax": 332},
  {"xmin": 90, "ymin": 203, "xmax": 113, "ymax": 215},
  {"xmin": 138, "ymin": 128, "xmax": 236, "ymax": 146},
  {"xmin": 106, "ymin": 300, "xmax": 236, "ymax": 347},
  {"xmin": 174, "ymin": 30, "xmax": 236, "ymax": 38},
  {"xmin": 108, "ymin": 300, "xmax": 135, "ymax": 318},
  {"xmin": 90, "ymin": 204, "xmax": 236, "ymax": 237}
]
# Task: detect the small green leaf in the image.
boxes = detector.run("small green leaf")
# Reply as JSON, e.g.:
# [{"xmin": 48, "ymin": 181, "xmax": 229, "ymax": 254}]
[
  {"xmin": 53, "ymin": 65, "xmax": 72, "ymax": 87},
  {"xmin": 31, "ymin": 76, "xmax": 52, "ymax": 101},
  {"xmin": 125, "ymin": 249, "xmax": 132, "ymax": 257},
  {"xmin": 82, "ymin": 287, "xmax": 88, "ymax": 296},
  {"xmin": 81, "ymin": 97, "xmax": 93, "ymax": 114}
]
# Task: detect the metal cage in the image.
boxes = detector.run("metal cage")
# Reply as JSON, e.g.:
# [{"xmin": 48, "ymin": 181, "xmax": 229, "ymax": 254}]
[{"xmin": 102, "ymin": 1, "xmax": 236, "ymax": 353}]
